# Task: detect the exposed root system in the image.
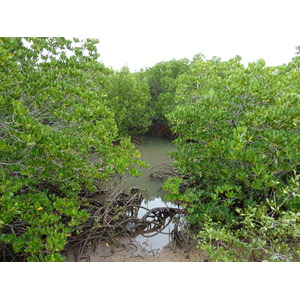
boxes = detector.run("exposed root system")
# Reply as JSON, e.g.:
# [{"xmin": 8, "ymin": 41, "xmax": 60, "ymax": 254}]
[
  {"xmin": 63, "ymin": 163, "xmax": 194, "ymax": 261},
  {"xmin": 0, "ymin": 162, "xmax": 193, "ymax": 262},
  {"xmin": 63, "ymin": 186, "xmax": 186, "ymax": 261}
]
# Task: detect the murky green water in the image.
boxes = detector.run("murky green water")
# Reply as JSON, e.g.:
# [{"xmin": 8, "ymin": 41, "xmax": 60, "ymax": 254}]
[
  {"xmin": 122, "ymin": 136, "xmax": 178, "ymax": 253},
  {"xmin": 123, "ymin": 136, "xmax": 175, "ymax": 198}
]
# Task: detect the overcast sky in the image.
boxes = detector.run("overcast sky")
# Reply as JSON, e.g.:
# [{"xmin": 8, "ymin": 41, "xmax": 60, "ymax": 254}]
[
  {"xmin": 95, "ymin": 0, "xmax": 300, "ymax": 71},
  {"xmin": 3, "ymin": 0, "xmax": 300, "ymax": 71}
]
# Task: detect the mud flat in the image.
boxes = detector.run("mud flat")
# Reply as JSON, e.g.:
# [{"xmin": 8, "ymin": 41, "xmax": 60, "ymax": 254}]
[{"xmin": 66, "ymin": 237, "xmax": 209, "ymax": 262}]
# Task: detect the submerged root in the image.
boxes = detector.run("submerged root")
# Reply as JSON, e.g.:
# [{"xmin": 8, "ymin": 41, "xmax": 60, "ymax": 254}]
[
  {"xmin": 148, "ymin": 163, "xmax": 179, "ymax": 180},
  {"xmin": 63, "ymin": 187, "xmax": 186, "ymax": 261}
]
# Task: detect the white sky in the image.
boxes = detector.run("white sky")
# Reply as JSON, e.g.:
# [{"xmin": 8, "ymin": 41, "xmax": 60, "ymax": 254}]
[
  {"xmin": 95, "ymin": 0, "xmax": 300, "ymax": 71},
  {"xmin": 2, "ymin": 0, "xmax": 300, "ymax": 71}
]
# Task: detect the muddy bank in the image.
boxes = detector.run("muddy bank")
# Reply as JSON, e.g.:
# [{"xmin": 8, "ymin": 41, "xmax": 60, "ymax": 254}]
[{"xmin": 66, "ymin": 236, "xmax": 209, "ymax": 262}]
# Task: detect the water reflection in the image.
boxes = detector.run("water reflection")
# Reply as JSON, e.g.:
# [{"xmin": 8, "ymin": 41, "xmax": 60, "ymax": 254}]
[{"xmin": 135, "ymin": 200, "xmax": 177, "ymax": 254}]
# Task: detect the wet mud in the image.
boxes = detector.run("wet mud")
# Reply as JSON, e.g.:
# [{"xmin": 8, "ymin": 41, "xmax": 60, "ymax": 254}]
[{"xmin": 66, "ymin": 236, "xmax": 209, "ymax": 262}]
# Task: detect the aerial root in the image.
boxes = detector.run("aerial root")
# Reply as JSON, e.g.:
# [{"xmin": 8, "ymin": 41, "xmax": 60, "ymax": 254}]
[
  {"xmin": 65, "ymin": 189, "xmax": 186, "ymax": 261},
  {"xmin": 0, "ymin": 182, "xmax": 188, "ymax": 261}
]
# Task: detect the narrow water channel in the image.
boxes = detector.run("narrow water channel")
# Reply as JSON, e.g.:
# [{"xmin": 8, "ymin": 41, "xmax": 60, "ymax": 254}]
[{"xmin": 121, "ymin": 135, "xmax": 178, "ymax": 253}]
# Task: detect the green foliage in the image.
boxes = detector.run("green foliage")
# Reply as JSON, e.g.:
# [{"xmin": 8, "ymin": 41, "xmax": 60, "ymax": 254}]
[
  {"xmin": 197, "ymin": 200, "xmax": 300, "ymax": 262},
  {"xmin": 0, "ymin": 37, "xmax": 144, "ymax": 261},
  {"xmin": 142, "ymin": 58, "xmax": 190, "ymax": 123},
  {"xmin": 164, "ymin": 53, "xmax": 300, "ymax": 261},
  {"xmin": 104, "ymin": 66, "xmax": 153, "ymax": 136}
]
